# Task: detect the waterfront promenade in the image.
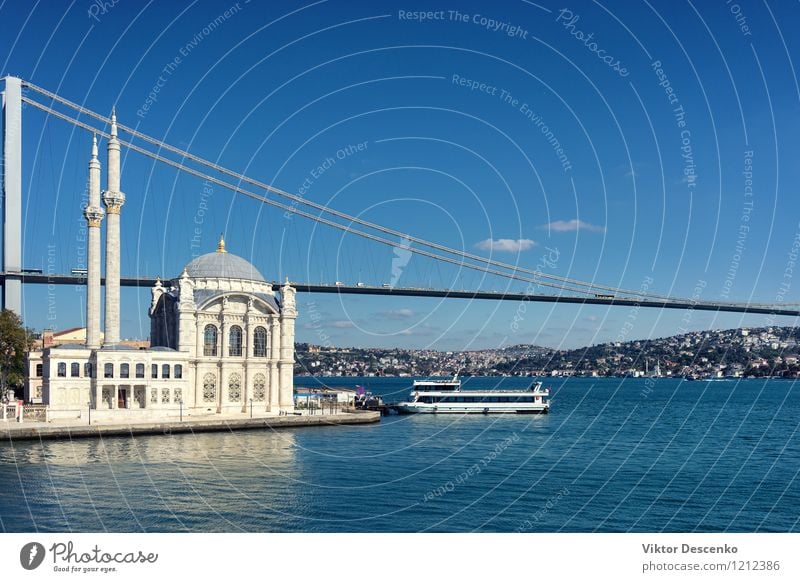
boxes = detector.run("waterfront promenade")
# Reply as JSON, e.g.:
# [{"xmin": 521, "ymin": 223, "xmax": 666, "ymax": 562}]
[{"xmin": 0, "ymin": 409, "xmax": 380, "ymax": 441}]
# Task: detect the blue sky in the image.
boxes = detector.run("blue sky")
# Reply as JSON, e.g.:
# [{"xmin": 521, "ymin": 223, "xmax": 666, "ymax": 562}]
[{"xmin": 3, "ymin": 0, "xmax": 800, "ymax": 349}]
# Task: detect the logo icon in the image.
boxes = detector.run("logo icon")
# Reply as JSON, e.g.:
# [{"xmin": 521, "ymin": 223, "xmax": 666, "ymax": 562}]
[{"xmin": 20, "ymin": 542, "xmax": 46, "ymax": 570}]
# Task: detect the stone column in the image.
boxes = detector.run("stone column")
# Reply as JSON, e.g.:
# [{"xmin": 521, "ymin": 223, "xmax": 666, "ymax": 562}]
[
  {"xmin": 102, "ymin": 110, "xmax": 125, "ymax": 346},
  {"xmin": 84, "ymin": 135, "xmax": 104, "ymax": 349},
  {"xmin": 243, "ymin": 303, "xmax": 254, "ymax": 413},
  {"xmin": 196, "ymin": 318, "xmax": 205, "ymax": 357},
  {"xmin": 279, "ymin": 281, "xmax": 297, "ymax": 410},
  {"xmin": 195, "ymin": 318, "xmax": 205, "ymax": 407},
  {"xmin": 269, "ymin": 316, "xmax": 280, "ymax": 412},
  {"xmin": 216, "ymin": 362, "xmax": 223, "ymax": 413},
  {"xmin": 218, "ymin": 313, "xmax": 226, "ymax": 413}
]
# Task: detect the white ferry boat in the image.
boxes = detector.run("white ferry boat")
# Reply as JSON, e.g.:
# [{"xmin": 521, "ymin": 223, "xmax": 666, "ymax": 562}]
[{"xmin": 394, "ymin": 376, "xmax": 550, "ymax": 415}]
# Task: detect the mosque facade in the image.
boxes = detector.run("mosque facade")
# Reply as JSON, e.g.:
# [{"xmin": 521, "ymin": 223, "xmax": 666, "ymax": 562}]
[{"xmin": 27, "ymin": 113, "xmax": 297, "ymax": 420}]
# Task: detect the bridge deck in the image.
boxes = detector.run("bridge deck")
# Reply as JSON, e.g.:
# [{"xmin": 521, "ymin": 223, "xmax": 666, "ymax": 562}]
[{"xmin": 2, "ymin": 272, "xmax": 798, "ymax": 316}]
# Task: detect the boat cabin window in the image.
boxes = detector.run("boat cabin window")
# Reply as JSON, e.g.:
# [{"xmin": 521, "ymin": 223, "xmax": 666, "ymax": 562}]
[
  {"xmin": 433, "ymin": 395, "xmax": 537, "ymax": 403},
  {"xmin": 414, "ymin": 383, "xmax": 458, "ymax": 392}
]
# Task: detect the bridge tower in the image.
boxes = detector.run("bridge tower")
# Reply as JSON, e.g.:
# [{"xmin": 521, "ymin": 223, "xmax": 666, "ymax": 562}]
[{"xmin": 1, "ymin": 76, "xmax": 22, "ymax": 315}]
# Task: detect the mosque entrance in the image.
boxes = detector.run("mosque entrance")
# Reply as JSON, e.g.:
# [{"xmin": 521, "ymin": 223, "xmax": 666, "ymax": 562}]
[{"xmin": 117, "ymin": 387, "xmax": 128, "ymax": 409}]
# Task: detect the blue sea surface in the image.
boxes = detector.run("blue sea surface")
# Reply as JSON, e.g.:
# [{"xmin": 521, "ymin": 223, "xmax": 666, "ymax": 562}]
[{"xmin": 1, "ymin": 377, "xmax": 798, "ymax": 532}]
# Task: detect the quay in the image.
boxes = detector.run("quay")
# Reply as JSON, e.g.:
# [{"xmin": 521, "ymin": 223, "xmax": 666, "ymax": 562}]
[{"xmin": 0, "ymin": 410, "xmax": 380, "ymax": 441}]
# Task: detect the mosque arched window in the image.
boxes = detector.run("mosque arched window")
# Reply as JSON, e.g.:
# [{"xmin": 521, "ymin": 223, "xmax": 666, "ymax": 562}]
[
  {"xmin": 203, "ymin": 325, "xmax": 218, "ymax": 356},
  {"xmin": 71, "ymin": 362, "xmax": 81, "ymax": 377},
  {"xmin": 136, "ymin": 363, "xmax": 145, "ymax": 378},
  {"xmin": 229, "ymin": 326, "xmax": 243, "ymax": 357},
  {"xmin": 253, "ymin": 326, "xmax": 268, "ymax": 357},
  {"xmin": 162, "ymin": 364, "xmax": 170, "ymax": 379},
  {"xmin": 253, "ymin": 373, "xmax": 266, "ymax": 402},
  {"xmin": 203, "ymin": 373, "xmax": 216, "ymax": 402},
  {"xmin": 174, "ymin": 364, "xmax": 183, "ymax": 379},
  {"xmin": 120, "ymin": 363, "xmax": 129, "ymax": 378},
  {"xmin": 104, "ymin": 363, "xmax": 114, "ymax": 378},
  {"xmin": 57, "ymin": 362, "xmax": 66, "ymax": 377},
  {"xmin": 228, "ymin": 372, "xmax": 241, "ymax": 402}
]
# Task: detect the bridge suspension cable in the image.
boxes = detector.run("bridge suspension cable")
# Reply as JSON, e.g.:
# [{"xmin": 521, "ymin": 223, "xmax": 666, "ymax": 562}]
[
  {"xmin": 23, "ymin": 82, "xmax": 683, "ymax": 302},
  {"xmin": 26, "ymin": 98, "xmax": 612, "ymax": 296},
  {"xmin": 22, "ymin": 84, "xmax": 767, "ymax": 309}
]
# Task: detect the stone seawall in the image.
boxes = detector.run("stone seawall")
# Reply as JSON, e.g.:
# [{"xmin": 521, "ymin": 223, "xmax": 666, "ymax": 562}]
[{"xmin": 0, "ymin": 411, "xmax": 380, "ymax": 441}]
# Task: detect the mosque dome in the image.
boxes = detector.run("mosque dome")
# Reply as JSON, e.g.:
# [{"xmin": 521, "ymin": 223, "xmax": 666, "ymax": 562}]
[{"xmin": 182, "ymin": 235, "xmax": 265, "ymax": 282}]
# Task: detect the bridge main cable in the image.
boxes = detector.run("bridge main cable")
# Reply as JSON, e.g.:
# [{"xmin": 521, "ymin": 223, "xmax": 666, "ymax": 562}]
[
  {"xmin": 24, "ymin": 81, "xmax": 680, "ymax": 303},
  {"xmin": 25, "ymin": 98, "xmax": 616, "ymax": 297}
]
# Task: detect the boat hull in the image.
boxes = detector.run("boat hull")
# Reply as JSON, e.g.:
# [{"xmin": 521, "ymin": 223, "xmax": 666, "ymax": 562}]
[{"xmin": 394, "ymin": 403, "xmax": 549, "ymax": 415}]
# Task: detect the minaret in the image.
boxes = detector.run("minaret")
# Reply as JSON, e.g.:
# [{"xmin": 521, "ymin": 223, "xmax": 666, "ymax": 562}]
[
  {"xmin": 84, "ymin": 135, "xmax": 105, "ymax": 348},
  {"xmin": 278, "ymin": 277, "xmax": 297, "ymax": 410},
  {"xmin": 102, "ymin": 109, "xmax": 125, "ymax": 346}
]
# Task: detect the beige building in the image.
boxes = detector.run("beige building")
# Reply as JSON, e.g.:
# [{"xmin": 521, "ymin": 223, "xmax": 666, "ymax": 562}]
[{"xmin": 26, "ymin": 113, "xmax": 297, "ymax": 420}]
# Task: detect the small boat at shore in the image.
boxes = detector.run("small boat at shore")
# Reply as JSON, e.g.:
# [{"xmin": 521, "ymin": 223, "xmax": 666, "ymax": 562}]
[{"xmin": 394, "ymin": 376, "xmax": 550, "ymax": 415}]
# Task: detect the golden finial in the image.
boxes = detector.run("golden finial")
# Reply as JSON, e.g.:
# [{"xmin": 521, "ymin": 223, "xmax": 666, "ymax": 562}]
[{"xmin": 217, "ymin": 233, "xmax": 227, "ymax": 253}]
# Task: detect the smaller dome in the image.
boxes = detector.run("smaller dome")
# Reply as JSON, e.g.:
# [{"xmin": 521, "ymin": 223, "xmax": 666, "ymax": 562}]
[{"xmin": 183, "ymin": 237, "xmax": 265, "ymax": 281}]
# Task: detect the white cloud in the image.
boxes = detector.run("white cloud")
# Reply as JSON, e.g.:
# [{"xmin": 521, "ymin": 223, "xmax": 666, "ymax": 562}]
[
  {"xmin": 543, "ymin": 219, "xmax": 606, "ymax": 233},
  {"xmin": 383, "ymin": 308, "xmax": 415, "ymax": 319},
  {"xmin": 474, "ymin": 238, "xmax": 536, "ymax": 252},
  {"xmin": 331, "ymin": 320, "xmax": 355, "ymax": 328}
]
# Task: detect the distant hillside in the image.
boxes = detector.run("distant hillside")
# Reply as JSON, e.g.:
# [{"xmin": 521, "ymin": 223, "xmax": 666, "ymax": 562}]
[{"xmin": 295, "ymin": 326, "xmax": 800, "ymax": 378}]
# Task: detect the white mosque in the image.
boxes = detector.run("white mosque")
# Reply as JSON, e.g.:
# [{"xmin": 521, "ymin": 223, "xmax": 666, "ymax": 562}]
[{"xmin": 28, "ymin": 112, "xmax": 297, "ymax": 420}]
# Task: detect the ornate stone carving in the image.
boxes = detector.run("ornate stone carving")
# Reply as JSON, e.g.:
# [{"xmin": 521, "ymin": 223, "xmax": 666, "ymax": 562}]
[
  {"xmin": 228, "ymin": 372, "xmax": 241, "ymax": 402},
  {"xmin": 83, "ymin": 205, "xmax": 105, "ymax": 227},
  {"xmin": 281, "ymin": 279, "xmax": 297, "ymax": 317},
  {"xmin": 253, "ymin": 373, "xmax": 266, "ymax": 402},
  {"xmin": 178, "ymin": 274, "xmax": 195, "ymax": 309},
  {"xmin": 150, "ymin": 278, "xmax": 164, "ymax": 314},
  {"xmin": 203, "ymin": 372, "xmax": 216, "ymax": 402},
  {"xmin": 102, "ymin": 189, "xmax": 126, "ymax": 213}
]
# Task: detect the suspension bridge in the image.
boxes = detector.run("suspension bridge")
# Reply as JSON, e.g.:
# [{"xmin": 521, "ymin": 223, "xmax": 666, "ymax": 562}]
[{"xmin": 2, "ymin": 76, "xmax": 799, "ymax": 319}]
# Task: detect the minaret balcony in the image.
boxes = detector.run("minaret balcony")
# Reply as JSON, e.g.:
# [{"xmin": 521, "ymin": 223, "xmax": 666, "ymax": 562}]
[
  {"xmin": 83, "ymin": 205, "xmax": 106, "ymax": 227},
  {"xmin": 102, "ymin": 190, "xmax": 126, "ymax": 213}
]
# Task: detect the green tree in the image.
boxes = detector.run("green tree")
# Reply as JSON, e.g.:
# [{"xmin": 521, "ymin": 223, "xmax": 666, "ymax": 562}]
[{"xmin": 0, "ymin": 309, "xmax": 31, "ymax": 400}]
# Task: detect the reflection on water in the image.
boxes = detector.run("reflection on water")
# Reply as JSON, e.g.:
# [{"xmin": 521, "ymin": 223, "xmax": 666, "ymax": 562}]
[
  {"xmin": 1, "ymin": 429, "xmax": 298, "ymax": 466},
  {"xmin": 0, "ymin": 431, "xmax": 300, "ymax": 532},
  {"xmin": 1, "ymin": 378, "xmax": 799, "ymax": 533}
]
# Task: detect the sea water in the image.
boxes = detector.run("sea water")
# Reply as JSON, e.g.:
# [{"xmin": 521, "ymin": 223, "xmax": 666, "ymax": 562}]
[{"xmin": 1, "ymin": 377, "xmax": 797, "ymax": 532}]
